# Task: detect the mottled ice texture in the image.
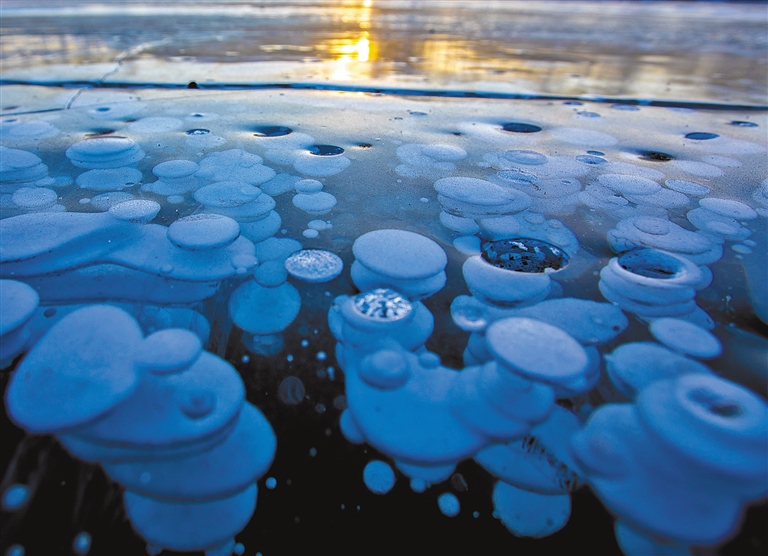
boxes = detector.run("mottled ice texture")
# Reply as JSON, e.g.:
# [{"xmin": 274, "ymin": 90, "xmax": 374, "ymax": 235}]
[{"xmin": 284, "ymin": 249, "xmax": 343, "ymax": 283}]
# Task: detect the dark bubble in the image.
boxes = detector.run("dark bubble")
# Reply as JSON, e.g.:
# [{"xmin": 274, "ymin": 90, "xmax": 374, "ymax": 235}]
[
  {"xmin": 187, "ymin": 81, "xmax": 199, "ymax": 89},
  {"xmin": 186, "ymin": 128, "xmax": 210, "ymax": 136},
  {"xmin": 2, "ymin": 106, "xmax": 19, "ymax": 111},
  {"xmin": 451, "ymin": 473, "xmax": 469, "ymax": 492},
  {"xmin": 309, "ymin": 144, "xmax": 344, "ymax": 156},
  {"xmin": 253, "ymin": 125, "xmax": 293, "ymax": 137},
  {"xmin": 563, "ymin": 101, "xmax": 583, "ymax": 106},
  {"xmin": 356, "ymin": 143, "xmax": 373, "ymax": 149},
  {"xmin": 502, "ymin": 122, "xmax": 542, "ymax": 133},
  {"xmin": 688, "ymin": 388, "xmax": 742, "ymax": 418},
  {"xmin": 278, "ymin": 376, "xmax": 306, "ymax": 406},
  {"xmin": 95, "ymin": 107, "xmax": 111, "ymax": 112},
  {"xmin": 638, "ymin": 150, "xmax": 674, "ymax": 162},
  {"xmin": 576, "ymin": 154, "xmax": 607, "ymax": 165},
  {"xmin": 43, "ymin": 307, "xmax": 57, "ymax": 318},
  {"xmin": 481, "ymin": 238, "xmax": 569, "ymax": 273},
  {"xmin": 451, "ymin": 132, "xmax": 464, "ymax": 136},
  {"xmin": 730, "ymin": 121, "xmax": 758, "ymax": 127},
  {"xmin": 85, "ymin": 129, "xmax": 116, "ymax": 137},
  {"xmin": 408, "ymin": 111, "xmax": 428, "ymax": 117},
  {"xmin": 587, "ymin": 150, "xmax": 604, "ymax": 156},
  {"xmin": 685, "ymin": 132, "xmax": 719, "ymax": 140},
  {"xmin": 576, "ymin": 111, "xmax": 601, "ymax": 118},
  {"xmin": 618, "ymin": 249, "xmax": 680, "ymax": 279}
]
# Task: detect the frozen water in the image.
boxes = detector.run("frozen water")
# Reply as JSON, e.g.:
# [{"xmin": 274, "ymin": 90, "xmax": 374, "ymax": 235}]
[{"xmin": 1, "ymin": 7, "xmax": 767, "ymax": 553}]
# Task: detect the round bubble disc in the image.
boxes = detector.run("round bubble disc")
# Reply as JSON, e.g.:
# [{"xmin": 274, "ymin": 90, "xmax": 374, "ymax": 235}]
[
  {"xmin": 285, "ymin": 249, "xmax": 343, "ymax": 283},
  {"xmin": 649, "ymin": 318, "xmax": 722, "ymax": 359},
  {"xmin": 343, "ymin": 288, "xmax": 414, "ymax": 331},
  {"xmin": 5, "ymin": 305, "xmax": 143, "ymax": 432},
  {"xmin": 638, "ymin": 374, "xmax": 768, "ymax": 477},
  {"xmin": 0, "ymin": 280, "xmax": 39, "ymax": 335},
  {"xmin": 69, "ymin": 137, "xmax": 135, "ymax": 157},
  {"xmin": 359, "ymin": 349, "xmax": 409, "ymax": 389},
  {"xmin": 135, "ymin": 329, "xmax": 203, "ymax": 375},
  {"xmin": 153, "ymin": 159, "xmax": 198, "ymax": 178},
  {"xmin": 486, "ymin": 317, "xmax": 588, "ymax": 384},
  {"xmin": 109, "ymin": 199, "xmax": 161, "ymax": 223},
  {"xmin": 167, "ymin": 214, "xmax": 240, "ymax": 250},
  {"xmin": 352, "ymin": 229, "xmax": 447, "ymax": 281}
]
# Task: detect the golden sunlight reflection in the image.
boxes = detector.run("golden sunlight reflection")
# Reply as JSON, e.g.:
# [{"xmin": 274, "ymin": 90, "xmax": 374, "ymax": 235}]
[{"xmin": 0, "ymin": 0, "xmax": 763, "ymax": 104}]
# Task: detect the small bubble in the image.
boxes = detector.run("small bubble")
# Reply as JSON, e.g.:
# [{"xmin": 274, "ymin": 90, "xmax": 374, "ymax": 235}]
[
  {"xmin": 301, "ymin": 339, "xmax": 309, "ymax": 348},
  {"xmin": 1, "ymin": 484, "xmax": 29, "ymax": 510},
  {"xmin": 253, "ymin": 125, "xmax": 293, "ymax": 137},
  {"xmin": 685, "ymin": 132, "xmax": 719, "ymax": 140},
  {"xmin": 501, "ymin": 122, "xmax": 542, "ymax": 133},
  {"xmin": 242, "ymin": 355, "xmax": 250, "ymax": 363},
  {"xmin": 316, "ymin": 351, "xmax": 327, "ymax": 361},
  {"xmin": 309, "ymin": 447, "xmax": 318, "ymax": 457},
  {"xmin": 186, "ymin": 128, "xmax": 210, "ymax": 135},
  {"xmin": 72, "ymin": 532, "xmax": 91, "ymax": 555},
  {"xmin": 265, "ymin": 477, "xmax": 277, "ymax": 489},
  {"xmin": 451, "ymin": 473, "xmax": 468, "ymax": 492},
  {"xmin": 730, "ymin": 120, "xmax": 757, "ymax": 127},
  {"xmin": 278, "ymin": 376, "xmax": 306, "ymax": 405},
  {"xmin": 309, "ymin": 144, "xmax": 344, "ymax": 156}
]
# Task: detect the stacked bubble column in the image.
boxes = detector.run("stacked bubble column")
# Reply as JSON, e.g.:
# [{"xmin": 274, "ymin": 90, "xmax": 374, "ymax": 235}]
[
  {"xmin": 5, "ymin": 306, "xmax": 276, "ymax": 556},
  {"xmin": 571, "ymin": 373, "xmax": 768, "ymax": 555}
]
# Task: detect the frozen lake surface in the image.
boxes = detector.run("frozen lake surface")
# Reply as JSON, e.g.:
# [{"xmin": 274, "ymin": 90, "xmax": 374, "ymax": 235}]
[{"xmin": 1, "ymin": 2, "xmax": 767, "ymax": 556}]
